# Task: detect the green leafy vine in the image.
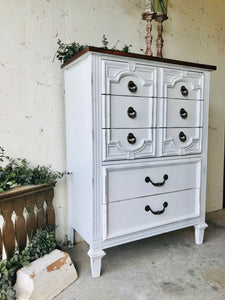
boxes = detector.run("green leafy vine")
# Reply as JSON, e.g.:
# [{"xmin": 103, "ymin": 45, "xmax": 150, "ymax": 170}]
[
  {"xmin": 0, "ymin": 153, "xmax": 65, "ymax": 193},
  {"xmin": 55, "ymin": 35, "xmax": 133, "ymax": 64},
  {"xmin": 0, "ymin": 228, "xmax": 59, "ymax": 300}
]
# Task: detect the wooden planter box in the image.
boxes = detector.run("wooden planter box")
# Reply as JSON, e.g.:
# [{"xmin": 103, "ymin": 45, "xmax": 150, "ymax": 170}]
[{"xmin": 0, "ymin": 182, "xmax": 56, "ymax": 260}]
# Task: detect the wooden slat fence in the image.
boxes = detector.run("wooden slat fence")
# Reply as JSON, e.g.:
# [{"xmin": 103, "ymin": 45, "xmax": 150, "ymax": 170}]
[{"xmin": 0, "ymin": 182, "xmax": 56, "ymax": 260}]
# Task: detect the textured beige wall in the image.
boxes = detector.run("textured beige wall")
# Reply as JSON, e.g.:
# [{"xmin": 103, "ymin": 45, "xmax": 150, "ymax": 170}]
[
  {"xmin": 162, "ymin": 0, "xmax": 225, "ymax": 212},
  {"xmin": 0, "ymin": 0, "xmax": 67, "ymax": 238},
  {"xmin": 0, "ymin": 0, "xmax": 224, "ymax": 238}
]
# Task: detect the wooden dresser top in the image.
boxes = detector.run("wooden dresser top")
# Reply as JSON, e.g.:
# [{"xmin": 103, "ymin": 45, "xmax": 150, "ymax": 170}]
[{"xmin": 61, "ymin": 46, "xmax": 217, "ymax": 71}]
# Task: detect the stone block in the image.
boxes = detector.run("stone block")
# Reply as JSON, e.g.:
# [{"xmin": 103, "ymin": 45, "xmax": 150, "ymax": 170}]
[{"xmin": 14, "ymin": 249, "xmax": 78, "ymax": 300}]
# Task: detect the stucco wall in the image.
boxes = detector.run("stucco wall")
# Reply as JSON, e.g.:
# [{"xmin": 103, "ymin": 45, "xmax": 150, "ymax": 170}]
[{"xmin": 0, "ymin": 0, "xmax": 224, "ymax": 239}]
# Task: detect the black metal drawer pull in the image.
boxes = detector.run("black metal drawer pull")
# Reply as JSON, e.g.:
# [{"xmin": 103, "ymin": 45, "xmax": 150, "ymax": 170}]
[
  {"xmin": 179, "ymin": 131, "xmax": 187, "ymax": 142},
  {"xmin": 145, "ymin": 174, "xmax": 168, "ymax": 186},
  {"xmin": 128, "ymin": 81, "xmax": 137, "ymax": 93},
  {"xmin": 180, "ymin": 85, "xmax": 188, "ymax": 97},
  {"xmin": 127, "ymin": 132, "xmax": 136, "ymax": 144},
  {"xmin": 145, "ymin": 202, "xmax": 168, "ymax": 215},
  {"xmin": 127, "ymin": 106, "xmax": 137, "ymax": 119},
  {"xmin": 180, "ymin": 108, "xmax": 188, "ymax": 119}
]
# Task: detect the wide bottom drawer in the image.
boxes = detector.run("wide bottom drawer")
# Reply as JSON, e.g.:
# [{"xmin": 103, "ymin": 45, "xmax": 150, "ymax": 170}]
[
  {"xmin": 103, "ymin": 189, "xmax": 200, "ymax": 240},
  {"xmin": 104, "ymin": 159, "xmax": 201, "ymax": 203}
]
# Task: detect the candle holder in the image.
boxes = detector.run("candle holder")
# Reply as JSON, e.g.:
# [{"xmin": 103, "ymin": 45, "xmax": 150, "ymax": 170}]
[
  {"xmin": 142, "ymin": 10, "xmax": 156, "ymax": 56},
  {"xmin": 155, "ymin": 13, "xmax": 168, "ymax": 58}
]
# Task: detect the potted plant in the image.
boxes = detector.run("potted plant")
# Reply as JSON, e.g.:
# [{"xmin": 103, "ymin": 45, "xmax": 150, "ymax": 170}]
[{"xmin": 0, "ymin": 147, "xmax": 64, "ymax": 193}]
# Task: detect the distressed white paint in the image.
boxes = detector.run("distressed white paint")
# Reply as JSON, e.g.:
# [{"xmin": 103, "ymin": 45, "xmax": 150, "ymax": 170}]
[
  {"xmin": 0, "ymin": 0, "xmax": 224, "ymax": 241},
  {"xmin": 159, "ymin": 98, "xmax": 203, "ymax": 128},
  {"xmin": 87, "ymin": 249, "xmax": 106, "ymax": 278},
  {"xmin": 14, "ymin": 250, "xmax": 78, "ymax": 300},
  {"xmin": 103, "ymin": 95, "xmax": 155, "ymax": 128},
  {"xmin": 195, "ymin": 223, "xmax": 208, "ymax": 245},
  {"xmin": 64, "ymin": 51, "xmax": 213, "ymax": 276},
  {"xmin": 106, "ymin": 189, "xmax": 200, "ymax": 240},
  {"xmin": 103, "ymin": 158, "xmax": 201, "ymax": 203}
]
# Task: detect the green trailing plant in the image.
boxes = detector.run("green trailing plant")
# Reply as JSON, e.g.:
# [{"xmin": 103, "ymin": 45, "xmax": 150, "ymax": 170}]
[
  {"xmin": 0, "ymin": 269, "xmax": 15, "ymax": 300},
  {"xmin": 101, "ymin": 35, "xmax": 132, "ymax": 52},
  {"xmin": 55, "ymin": 35, "xmax": 133, "ymax": 64},
  {"xmin": 121, "ymin": 44, "xmax": 132, "ymax": 53},
  {"xmin": 0, "ymin": 228, "xmax": 59, "ymax": 300},
  {"xmin": 102, "ymin": 34, "xmax": 109, "ymax": 49},
  {"xmin": 55, "ymin": 39, "xmax": 88, "ymax": 64},
  {"xmin": 0, "ymin": 154, "xmax": 65, "ymax": 193}
]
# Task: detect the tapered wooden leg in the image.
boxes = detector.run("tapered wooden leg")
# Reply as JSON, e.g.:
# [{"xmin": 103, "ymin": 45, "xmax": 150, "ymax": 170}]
[
  {"xmin": 87, "ymin": 249, "xmax": 106, "ymax": 278},
  {"xmin": 194, "ymin": 223, "xmax": 208, "ymax": 245}
]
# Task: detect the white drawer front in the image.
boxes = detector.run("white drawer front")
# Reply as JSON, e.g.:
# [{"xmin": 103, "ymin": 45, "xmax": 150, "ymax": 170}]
[
  {"xmin": 102, "ymin": 128, "xmax": 156, "ymax": 161},
  {"xmin": 102, "ymin": 95, "xmax": 156, "ymax": 129},
  {"xmin": 158, "ymin": 98, "xmax": 203, "ymax": 128},
  {"xmin": 103, "ymin": 159, "xmax": 201, "ymax": 203},
  {"xmin": 162, "ymin": 68, "xmax": 204, "ymax": 100},
  {"xmin": 160, "ymin": 128, "xmax": 202, "ymax": 156},
  {"xmin": 102, "ymin": 59, "xmax": 157, "ymax": 97},
  {"xmin": 104, "ymin": 189, "xmax": 200, "ymax": 240}
]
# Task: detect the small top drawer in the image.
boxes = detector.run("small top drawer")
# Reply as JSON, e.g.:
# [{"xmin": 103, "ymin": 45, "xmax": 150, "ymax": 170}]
[
  {"xmin": 102, "ymin": 95, "xmax": 156, "ymax": 129},
  {"xmin": 162, "ymin": 68, "xmax": 204, "ymax": 100},
  {"xmin": 102, "ymin": 59, "xmax": 157, "ymax": 97},
  {"xmin": 158, "ymin": 98, "xmax": 203, "ymax": 128}
]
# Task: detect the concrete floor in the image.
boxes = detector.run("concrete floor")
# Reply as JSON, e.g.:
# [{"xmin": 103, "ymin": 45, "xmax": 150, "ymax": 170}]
[{"xmin": 56, "ymin": 210, "xmax": 225, "ymax": 300}]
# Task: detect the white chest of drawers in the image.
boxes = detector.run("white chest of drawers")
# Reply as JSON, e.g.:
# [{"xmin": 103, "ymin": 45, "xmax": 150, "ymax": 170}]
[{"xmin": 63, "ymin": 47, "xmax": 216, "ymax": 278}]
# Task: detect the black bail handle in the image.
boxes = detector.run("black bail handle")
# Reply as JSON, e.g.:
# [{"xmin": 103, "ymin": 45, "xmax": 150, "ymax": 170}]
[
  {"xmin": 145, "ymin": 202, "xmax": 168, "ymax": 215},
  {"xmin": 145, "ymin": 174, "xmax": 168, "ymax": 186}
]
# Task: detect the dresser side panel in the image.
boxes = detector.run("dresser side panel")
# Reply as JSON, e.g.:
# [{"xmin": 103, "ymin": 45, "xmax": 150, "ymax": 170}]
[
  {"xmin": 200, "ymin": 71, "xmax": 210, "ymax": 221},
  {"xmin": 64, "ymin": 55, "xmax": 93, "ymax": 243}
]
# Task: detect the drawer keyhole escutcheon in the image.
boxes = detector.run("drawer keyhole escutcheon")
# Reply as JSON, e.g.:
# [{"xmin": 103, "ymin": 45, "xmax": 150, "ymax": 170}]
[
  {"xmin": 128, "ymin": 81, "xmax": 137, "ymax": 93},
  {"xmin": 145, "ymin": 174, "xmax": 168, "ymax": 186},
  {"xmin": 127, "ymin": 107, "xmax": 137, "ymax": 119},
  {"xmin": 145, "ymin": 202, "xmax": 168, "ymax": 215},
  {"xmin": 180, "ymin": 85, "xmax": 188, "ymax": 97},
  {"xmin": 127, "ymin": 132, "xmax": 136, "ymax": 144},
  {"xmin": 179, "ymin": 131, "xmax": 187, "ymax": 142},
  {"xmin": 180, "ymin": 108, "xmax": 188, "ymax": 119}
]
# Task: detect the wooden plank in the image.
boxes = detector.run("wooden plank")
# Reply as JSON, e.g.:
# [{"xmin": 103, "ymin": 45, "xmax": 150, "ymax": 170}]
[
  {"xmin": 25, "ymin": 194, "xmax": 37, "ymax": 239},
  {"xmin": 13, "ymin": 197, "xmax": 27, "ymax": 252},
  {"xmin": 0, "ymin": 205, "xmax": 2, "ymax": 257},
  {"xmin": 0, "ymin": 182, "xmax": 56, "ymax": 202},
  {"xmin": 61, "ymin": 46, "xmax": 217, "ymax": 71},
  {"xmin": 0, "ymin": 183, "xmax": 56, "ymax": 260},
  {"xmin": 1, "ymin": 201, "xmax": 15, "ymax": 259},
  {"xmin": 45, "ymin": 189, "xmax": 55, "ymax": 227},
  {"xmin": 0, "ymin": 227, "xmax": 2, "ymax": 258},
  {"xmin": 35, "ymin": 192, "xmax": 46, "ymax": 229}
]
